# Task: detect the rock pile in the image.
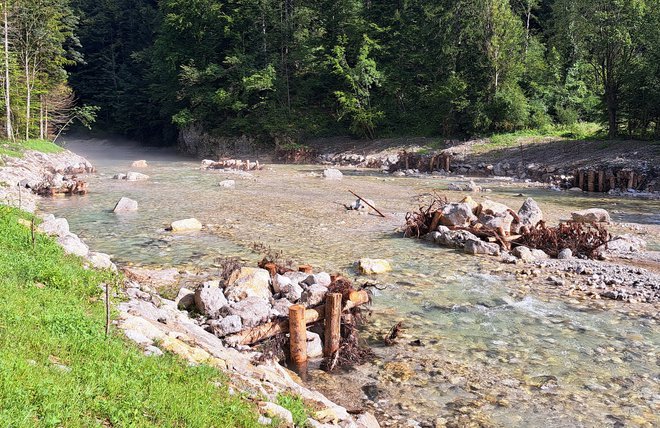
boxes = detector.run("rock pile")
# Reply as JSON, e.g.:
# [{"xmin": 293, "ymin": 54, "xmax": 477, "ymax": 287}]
[{"xmin": 201, "ymin": 159, "xmax": 263, "ymax": 171}]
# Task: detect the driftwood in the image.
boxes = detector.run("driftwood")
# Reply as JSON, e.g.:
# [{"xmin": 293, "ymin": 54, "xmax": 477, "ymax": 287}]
[{"xmin": 224, "ymin": 290, "xmax": 370, "ymax": 346}]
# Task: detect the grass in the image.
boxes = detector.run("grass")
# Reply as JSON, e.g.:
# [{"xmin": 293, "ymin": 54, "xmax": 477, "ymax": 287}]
[
  {"xmin": 276, "ymin": 393, "xmax": 314, "ymax": 427},
  {"xmin": 0, "ymin": 139, "xmax": 64, "ymax": 158},
  {"xmin": 0, "ymin": 205, "xmax": 264, "ymax": 427},
  {"xmin": 478, "ymin": 122, "xmax": 602, "ymax": 154}
]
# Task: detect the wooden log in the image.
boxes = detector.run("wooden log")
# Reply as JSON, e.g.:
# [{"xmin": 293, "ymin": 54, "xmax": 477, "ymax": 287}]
[
  {"xmin": 324, "ymin": 293, "xmax": 342, "ymax": 357},
  {"xmin": 263, "ymin": 262, "xmax": 277, "ymax": 277},
  {"xmin": 225, "ymin": 290, "xmax": 370, "ymax": 346},
  {"xmin": 289, "ymin": 305, "xmax": 307, "ymax": 364},
  {"xmin": 609, "ymin": 173, "xmax": 616, "ymax": 191},
  {"xmin": 598, "ymin": 170, "xmax": 605, "ymax": 192},
  {"xmin": 628, "ymin": 171, "xmax": 635, "ymax": 189},
  {"xmin": 428, "ymin": 211, "xmax": 443, "ymax": 233},
  {"xmin": 578, "ymin": 170, "xmax": 584, "ymax": 190},
  {"xmin": 349, "ymin": 190, "xmax": 386, "ymax": 218},
  {"xmin": 298, "ymin": 265, "xmax": 313, "ymax": 274},
  {"xmin": 587, "ymin": 170, "xmax": 595, "ymax": 192}
]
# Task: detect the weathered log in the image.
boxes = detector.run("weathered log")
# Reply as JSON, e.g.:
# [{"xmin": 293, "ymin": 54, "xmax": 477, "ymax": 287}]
[
  {"xmin": 224, "ymin": 290, "xmax": 370, "ymax": 346},
  {"xmin": 598, "ymin": 170, "xmax": 605, "ymax": 192},
  {"xmin": 298, "ymin": 265, "xmax": 313, "ymax": 274},
  {"xmin": 324, "ymin": 293, "xmax": 342, "ymax": 357},
  {"xmin": 289, "ymin": 305, "xmax": 307, "ymax": 364},
  {"xmin": 587, "ymin": 170, "xmax": 595, "ymax": 192}
]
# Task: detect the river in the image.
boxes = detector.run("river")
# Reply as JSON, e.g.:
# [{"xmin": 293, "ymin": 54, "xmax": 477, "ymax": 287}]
[{"xmin": 41, "ymin": 136, "xmax": 659, "ymax": 427}]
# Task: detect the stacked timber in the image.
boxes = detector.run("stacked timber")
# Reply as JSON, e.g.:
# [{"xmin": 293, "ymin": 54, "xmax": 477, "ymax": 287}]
[
  {"xmin": 572, "ymin": 168, "xmax": 649, "ymax": 192},
  {"xmin": 390, "ymin": 150, "xmax": 452, "ymax": 173}
]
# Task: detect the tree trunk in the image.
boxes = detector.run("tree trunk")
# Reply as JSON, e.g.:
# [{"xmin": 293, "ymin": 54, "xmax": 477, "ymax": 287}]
[
  {"xmin": 3, "ymin": 1, "xmax": 12, "ymax": 141},
  {"xmin": 39, "ymin": 94, "xmax": 43, "ymax": 139},
  {"xmin": 25, "ymin": 59, "xmax": 30, "ymax": 140},
  {"xmin": 606, "ymin": 90, "xmax": 617, "ymax": 138}
]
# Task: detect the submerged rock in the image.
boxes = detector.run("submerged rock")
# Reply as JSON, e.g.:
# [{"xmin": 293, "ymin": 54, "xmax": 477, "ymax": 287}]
[
  {"xmin": 218, "ymin": 179, "xmax": 235, "ymax": 188},
  {"xmin": 427, "ymin": 226, "xmax": 479, "ymax": 249},
  {"xmin": 113, "ymin": 197, "xmax": 138, "ymax": 213},
  {"xmin": 170, "ymin": 218, "xmax": 203, "ymax": 232},
  {"xmin": 571, "ymin": 208, "xmax": 610, "ymax": 223},
  {"xmin": 357, "ymin": 258, "xmax": 392, "ymax": 275}
]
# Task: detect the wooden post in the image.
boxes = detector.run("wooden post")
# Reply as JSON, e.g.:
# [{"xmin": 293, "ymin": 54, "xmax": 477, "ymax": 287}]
[
  {"xmin": 324, "ymin": 293, "xmax": 342, "ymax": 357},
  {"xmin": 577, "ymin": 170, "xmax": 584, "ymax": 190},
  {"xmin": 598, "ymin": 170, "xmax": 605, "ymax": 192},
  {"xmin": 298, "ymin": 265, "xmax": 313, "ymax": 274},
  {"xmin": 263, "ymin": 262, "xmax": 277, "ymax": 277},
  {"xmin": 628, "ymin": 171, "xmax": 635, "ymax": 190},
  {"xmin": 587, "ymin": 170, "xmax": 595, "ymax": 192},
  {"xmin": 289, "ymin": 305, "xmax": 307, "ymax": 364}
]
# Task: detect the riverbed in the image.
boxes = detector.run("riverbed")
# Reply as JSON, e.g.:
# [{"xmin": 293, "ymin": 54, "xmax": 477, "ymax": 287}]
[{"xmin": 41, "ymin": 136, "xmax": 660, "ymax": 427}]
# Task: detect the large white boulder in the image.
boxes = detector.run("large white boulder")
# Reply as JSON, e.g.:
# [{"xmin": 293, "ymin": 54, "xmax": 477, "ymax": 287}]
[
  {"xmin": 38, "ymin": 217, "xmax": 69, "ymax": 237},
  {"xmin": 224, "ymin": 267, "xmax": 272, "ymax": 302},
  {"xmin": 194, "ymin": 282, "xmax": 228, "ymax": 318},
  {"xmin": 57, "ymin": 233, "xmax": 89, "ymax": 257},
  {"xmin": 126, "ymin": 171, "xmax": 150, "ymax": 181},
  {"xmin": 571, "ymin": 208, "xmax": 611, "ymax": 223},
  {"xmin": 357, "ymin": 258, "xmax": 392, "ymax": 275},
  {"xmin": 440, "ymin": 203, "xmax": 477, "ymax": 228},
  {"xmin": 113, "ymin": 197, "xmax": 138, "ymax": 213},
  {"xmin": 170, "ymin": 218, "xmax": 202, "ymax": 232}
]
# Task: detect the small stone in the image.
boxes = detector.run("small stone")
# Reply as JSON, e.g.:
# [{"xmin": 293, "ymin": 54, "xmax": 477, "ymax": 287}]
[
  {"xmin": 530, "ymin": 249, "xmax": 549, "ymax": 259},
  {"xmin": 322, "ymin": 168, "xmax": 343, "ymax": 180},
  {"xmin": 144, "ymin": 345, "xmax": 163, "ymax": 357},
  {"xmin": 357, "ymin": 258, "xmax": 392, "ymax": 275},
  {"xmin": 307, "ymin": 331, "xmax": 323, "ymax": 358},
  {"xmin": 113, "ymin": 197, "xmax": 138, "ymax": 213},
  {"xmin": 558, "ymin": 248, "xmax": 573, "ymax": 259},
  {"xmin": 222, "ymin": 297, "xmax": 271, "ymax": 328},
  {"xmin": 512, "ymin": 246, "xmax": 535, "ymax": 263},
  {"xmin": 131, "ymin": 160, "xmax": 148, "ymax": 168},
  {"xmin": 113, "ymin": 173, "xmax": 127, "ymax": 180},
  {"xmin": 87, "ymin": 252, "xmax": 116, "ymax": 271},
  {"xmin": 270, "ymin": 298, "xmax": 293, "ymax": 317},
  {"xmin": 272, "ymin": 274, "xmax": 292, "ymax": 294},
  {"xmin": 175, "ymin": 287, "xmax": 196, "ymax": 310},
  {"xmin": 170, "ymin": 218, "xmax": 203, "ymax": 232}
]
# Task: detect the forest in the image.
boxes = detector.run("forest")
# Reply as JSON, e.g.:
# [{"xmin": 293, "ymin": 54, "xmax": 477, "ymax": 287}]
[{"xmin": 1, "ymin": 0, "xmax": 659, "ymax": 145}]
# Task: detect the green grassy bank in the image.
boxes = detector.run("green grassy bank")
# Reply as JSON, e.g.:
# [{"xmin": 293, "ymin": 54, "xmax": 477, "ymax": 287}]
[
  {"xmin": 0, "ymin": 140, "xmax": 64, "ymax": 158},
  {"xmin": 0, "ymin": 205, "xmax": 263, "ymax": 427}
]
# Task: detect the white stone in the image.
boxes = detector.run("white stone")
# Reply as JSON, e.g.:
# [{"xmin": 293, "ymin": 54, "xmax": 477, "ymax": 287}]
[
  {"xmin": 57, "ymin": 233, "xmax": 89, "ymax": 257},
  {"xmin": 571, "ymin": 208, "xmax": 611, "ymax": 223},
  {"xmin": 273, "ymin": 274, "xmax": 292, "ymax": 294},
  {"xmin": 260, "ymin": 402, "xmax": 293, "ymax": 426},
  {"xmin": 113, "ymin": 197, "xmax": 138, "ymax": 213},
  {"xmin": 194, "ymin": 282, "xmax": 228, "ymax": 318},
  {"xmin": 300, "ymin": 284, "xmax": 328, "ymax": 307},
  {"xmin": 37, "ymin": 217, "xmax": 69, "ymax": 237},
  {"xmin": 131, "ymin": 160, "xmax": 148, "ymax": 168},
  {"xmin": 224, "ymin": 267, "xmax": 272, "ymax": 302},
  {"xmin": 87, "ymin": 252, "xmax": 117, "ymax": 271},
  {"xmin": 170, "ymin": 218, "xmax": 203, "ymax": 232},
  {"xmin": 322, "ymin": 168, "xmax": 343, "ymax": 180},
  {"xmin": 218, "ymin": 179, "xmax": 235, "ymax": 188},
  {"xmin": 357, "ymin": 258, "xmax": 392, "ymax": 275},
  {"xmin": 463, "ymin": 239, "xmax": 500, "ymax": 256},
  {"xmin": 210, "ymin": 315, "xmax": 243, "ymax": 336},
  {"xmin": 307, "ymin": 331, "xmax": 323, "ymax": 358},
  {"xmin": 126, "ymin": 171, "xmax": 150, "ymax": 181}
]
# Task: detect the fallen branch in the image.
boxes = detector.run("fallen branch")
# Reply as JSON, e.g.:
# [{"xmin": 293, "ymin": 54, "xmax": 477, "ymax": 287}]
[{"xmin": 348, "ymin": 190, "xmax": 386, "ymax": 218}]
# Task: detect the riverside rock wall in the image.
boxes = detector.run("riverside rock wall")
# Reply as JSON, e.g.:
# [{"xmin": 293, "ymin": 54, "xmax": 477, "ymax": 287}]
[
  {"xmin": 178, "ymin": 125, "xmax": 260, "ymax": 159},
  {"xmin": 0, "ymin": 148, "xmax": 378, "ymax": 428}
]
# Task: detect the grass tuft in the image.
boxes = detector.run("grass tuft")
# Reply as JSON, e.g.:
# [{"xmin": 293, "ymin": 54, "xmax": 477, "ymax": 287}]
[
  {"xmin": 0, "ymin": 205, "xmax": 262, "ymax": 427},
  {"xmin": 276, "ymin": 393, "xmax": 314, "ymax": 427}
]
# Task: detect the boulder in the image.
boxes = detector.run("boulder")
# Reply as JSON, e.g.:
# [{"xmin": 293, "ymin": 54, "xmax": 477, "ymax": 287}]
[
  {"xmin": 512, "ymin": 246, "xmax": 535, "ymax": 263},
  {"xmin": 57, "ymin": 233, "xmax": 89, "ymax": 257},
  {"xmin": 113, "ymin": 173, "xmax": 127, "ymax": 180},
  {"xmin": 479, "ymin": 199, "xmax": 510, "ymax": 216},
  {"xmin": 440, "ymin": 203, "xmax": 477, "ymax": 227},
  {"xmin": 460, "ymin": 196, "xmax": 479, "ymax": 212},
  {"xmin": 283, "ymin": 271, "xmax": 310, "ymax": 286},
  {"xmin": 357, "ymin": 258, "xmax": 392, "ymax": 275},
  {"xmin": 224, "ymin": 267, "xmax": 272, "ymax": 302},
  {"xmin": 222, "ymin": 297, "xmax": 271, "ymax": 328},
  {"xmin": 87, "ymin": 252, "xmax": 116, "ymax": 271},
  {"xmin": 272, "ymin": 274, "xmax": 292, "ymax": 294},
  {"xmin": 571, "ymin": 208, "xmax": 611, "ymax": 223},
  {"xmin": 125, "ymin": 171, "xmax": 150, "ymax": 181},
  {"xmin": 131, "ymin": 160, "xmax": 148, "ymax": 168},
  {"xmin": 530, "ymin": 249, "xmax": 549, "ymax": 260},
  {"xmin": 170, "ymin": 218, "xmax": 203, "ymax": 232},
  {"xmin": 260, "ymin": 402, "xmax": 293, "ymax": 426},
  {"xmin": 356, "ymin": 412, "xmax": 381, "ymax": 428},
  {"xmin": 322, "ymin": 168, "xmax": 343, "ymax": 180},
  {"xmin": 312, "ymin": 272, "xmax": 332, "ymax": 287},
  {"xmin": 307, "ymin": 331, "xmax": 323, "ymax": 358},
  {"xmin": 175, "ymin": 287, "xmax": 196, "ymax": 310},
  {"xmin": 281, "ymin": 281, "xmax": 304, "ymax": 302},
  {"xmin": 300, "ymin": 284, "xmax": 328, "ymax": 307},
  {"xmin": 113, "ymin": 197, "xmax": 138, "ymax": 213},
  {"xmin": 463, "ymin": 239, "xmax": 501, "ymax": 256},
  {"xmin": 517, "ymin": 198, "xmax": 543, "ymax": 228},
  {"xmin": 479, "ymin": 213, "xmax": 514, "ymax": 234},
  {"xmin": 270, "ymin": 298, "xmax": 293, "ymax": 317},
  {"xmin": 218, "ymin": 179, "xmax": 235, "ymax": 188},
  {"xmin": 210, "ymin": 315, "xmax": 242, "ymax": 336},
  {"xmin": 602, "ymin": 234, "xmax": 646, "ymax": 253},
  {"xmin": 428, "ymin": 226, "xmax": 479, "ymax": 249},
  {"xmin": 557, "ymin": 248, "xmax": 573, "ymax": 260},
  {"xmin": 466, "ymin": 180, "xmax": 481, "ymax": 192},
  {"xmin": 194, "ymin": 282, "xmax": 228, "ymax": 318},
  {"xmin": 38, "ymin": 217, "xmax": 69, "ymax": 237}
]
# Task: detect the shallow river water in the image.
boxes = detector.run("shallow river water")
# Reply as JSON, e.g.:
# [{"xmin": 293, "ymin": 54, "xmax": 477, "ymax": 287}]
[{"xmin": 42, "ymin": 137, "xmax": 659, "ymax": 427}]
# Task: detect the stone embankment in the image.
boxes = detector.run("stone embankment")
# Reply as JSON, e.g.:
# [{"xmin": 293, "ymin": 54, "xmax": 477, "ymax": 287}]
[{"xmin": 0, "ymin": 149, "xmax": 379, "ymax": 428}]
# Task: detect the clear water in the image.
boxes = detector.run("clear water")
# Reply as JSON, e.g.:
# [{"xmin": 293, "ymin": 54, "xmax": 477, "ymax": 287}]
[{"xmin": 42, "ymin": 136, "xmax": 660, "ymax": 427}]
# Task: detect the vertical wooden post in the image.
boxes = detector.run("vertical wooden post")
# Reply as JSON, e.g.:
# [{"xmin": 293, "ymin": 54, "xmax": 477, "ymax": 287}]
[
  {"xmin": 587, "ymin": 170, "xmax": 595, "ymax": 192},
  {"xmin": 289, "ymin": 305, "xmax": 307, "ymax": 364},
  {"xmin": 324, "ymin": 293, "xmax": 342, "ymax": 357},
  {"xmin": 598, "ymin": 170, "xmax": 605, "ymax": 192},
  {"xmin": 628, "ymin": 171, "xmax": 635, "ymax": 190},
  {"xmin": 578, "ymin": 170, "xmax": 584, "ymax": 190}
]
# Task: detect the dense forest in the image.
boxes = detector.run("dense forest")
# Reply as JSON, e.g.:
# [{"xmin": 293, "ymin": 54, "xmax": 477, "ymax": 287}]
[{"xmin": 1, "ymin": 0, "xmax": 659, "ymax": 145}]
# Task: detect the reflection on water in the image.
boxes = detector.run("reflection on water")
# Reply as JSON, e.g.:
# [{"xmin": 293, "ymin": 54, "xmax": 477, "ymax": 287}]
[{"xmin": 42, "ymin": 136, "xmax": 660, "ymax": 427}]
